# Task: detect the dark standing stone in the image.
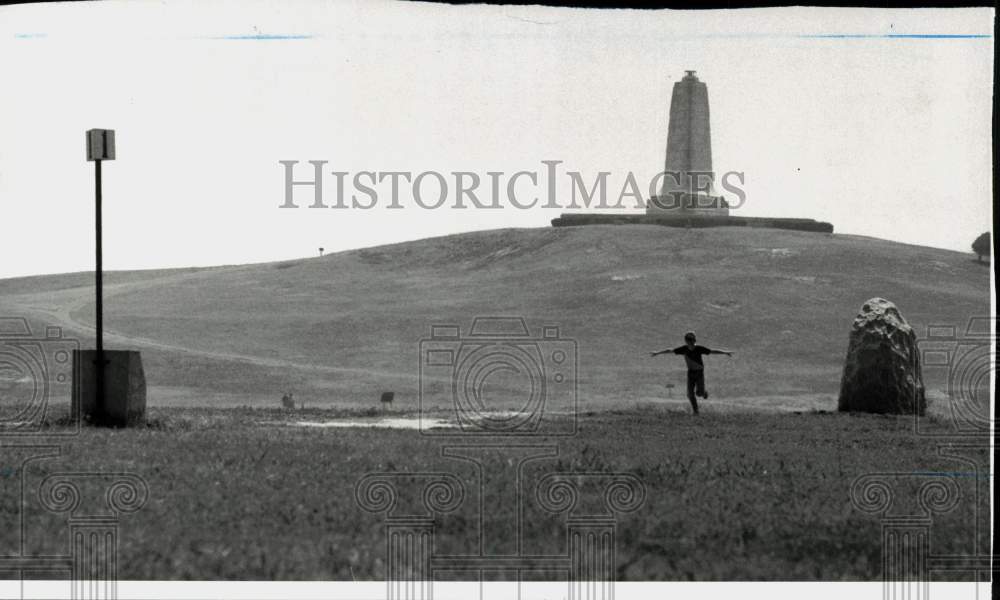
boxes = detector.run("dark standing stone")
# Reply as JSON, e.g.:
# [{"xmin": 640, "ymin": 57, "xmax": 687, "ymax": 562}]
[{"xmin": 837, "ymin": 298, "xmax": 925, "ymax": 415}]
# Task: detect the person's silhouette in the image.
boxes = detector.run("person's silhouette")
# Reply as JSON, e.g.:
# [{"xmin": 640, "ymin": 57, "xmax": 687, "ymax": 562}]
[{"xmin": 650, "ymin": 331, "xmax": 733, "ymax": 414}]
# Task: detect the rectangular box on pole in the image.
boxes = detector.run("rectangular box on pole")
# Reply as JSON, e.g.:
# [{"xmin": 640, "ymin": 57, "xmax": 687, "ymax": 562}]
[{"xmin": 86, "ymin": 129, "xmax": 115, "ymax": 161}]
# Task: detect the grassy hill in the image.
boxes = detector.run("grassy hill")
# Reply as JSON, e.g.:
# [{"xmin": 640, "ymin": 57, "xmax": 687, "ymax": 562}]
[
  {"xmin": 1, "ymin": 225, "xmax": 991, "ymax": 580},
  {"xmin": 0, "ymin": 225, "xmax": 990, "ymax": 413}
]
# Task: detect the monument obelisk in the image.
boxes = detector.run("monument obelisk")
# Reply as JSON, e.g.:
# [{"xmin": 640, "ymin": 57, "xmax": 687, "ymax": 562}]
[
  {"xmin": 647, "ymin": 70, "xmax": 728, "ymax": 217},
  {"xmin": 550, "ymin": 69, "xmax": 833, "ymax": 232}
]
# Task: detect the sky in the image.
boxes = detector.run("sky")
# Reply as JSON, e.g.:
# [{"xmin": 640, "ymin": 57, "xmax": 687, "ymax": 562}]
[{"xmin": 0, "ymin": 1, "xmax": 994, "ymax": 280}]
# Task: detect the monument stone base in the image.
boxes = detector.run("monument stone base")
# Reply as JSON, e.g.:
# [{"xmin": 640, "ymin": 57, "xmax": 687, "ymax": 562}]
[
  {"xmin": 647, "ymin": 193, "xmax": 730, "ymax": 217},
  {"xmin": 72, "ymin": 350, "xmax": 146, "ymax": 427},
  {"xmin": 551, "ymin": 213, "xmax": 834, "ymax": 233}
]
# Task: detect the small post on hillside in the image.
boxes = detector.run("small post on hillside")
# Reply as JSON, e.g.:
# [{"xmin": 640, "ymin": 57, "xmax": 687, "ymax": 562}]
[{"xmin": 86, "ymin": 129, "xmax": 115, "ymax": 416}]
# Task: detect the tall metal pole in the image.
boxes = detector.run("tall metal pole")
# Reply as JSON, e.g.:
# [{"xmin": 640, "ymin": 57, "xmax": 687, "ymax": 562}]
[{"xmin": 95, "ymin": 158, "xmax": 104, "ymax": 412}]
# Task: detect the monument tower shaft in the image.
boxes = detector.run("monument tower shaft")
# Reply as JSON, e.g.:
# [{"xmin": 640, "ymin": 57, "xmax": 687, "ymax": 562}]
[
  {"xmin": 664, "ymin": 71, "xmax": 713, "ymax": 188},
  {"xmin": 648, "ymin": 70, "xmax": 727, "ymax": 216}
]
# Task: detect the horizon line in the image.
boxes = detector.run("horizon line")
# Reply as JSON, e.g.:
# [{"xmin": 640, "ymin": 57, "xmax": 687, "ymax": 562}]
[{"xmin": 0, "ymin": 226, "xmax": 985, "ymax": 282}]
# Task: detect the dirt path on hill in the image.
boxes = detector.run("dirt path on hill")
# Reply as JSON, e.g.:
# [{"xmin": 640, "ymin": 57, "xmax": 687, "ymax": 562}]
[{"xmin": 0, "ymin": 269, "xmax": 427, "ymax": 383}]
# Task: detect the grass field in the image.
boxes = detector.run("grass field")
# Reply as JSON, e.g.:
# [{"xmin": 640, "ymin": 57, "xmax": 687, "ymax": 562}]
[
  {"xmin": 8, "ymin": 405, "xmax": 990, "ymax": 581},
  {"xmin": 0, "ymin": 225, "xmax": 991, "ymax": 581}
]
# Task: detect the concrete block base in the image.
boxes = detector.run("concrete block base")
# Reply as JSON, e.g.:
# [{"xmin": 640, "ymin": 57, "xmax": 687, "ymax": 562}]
[{"xmin": 72, "ymin": 350, "xmax": 146, "ymax": 427}]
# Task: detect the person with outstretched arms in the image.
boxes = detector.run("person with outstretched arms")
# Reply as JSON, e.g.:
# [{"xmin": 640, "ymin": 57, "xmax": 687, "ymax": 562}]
[{"xmin": 650, "ymin": 331, "xmax": 733, "ymax": 415}]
